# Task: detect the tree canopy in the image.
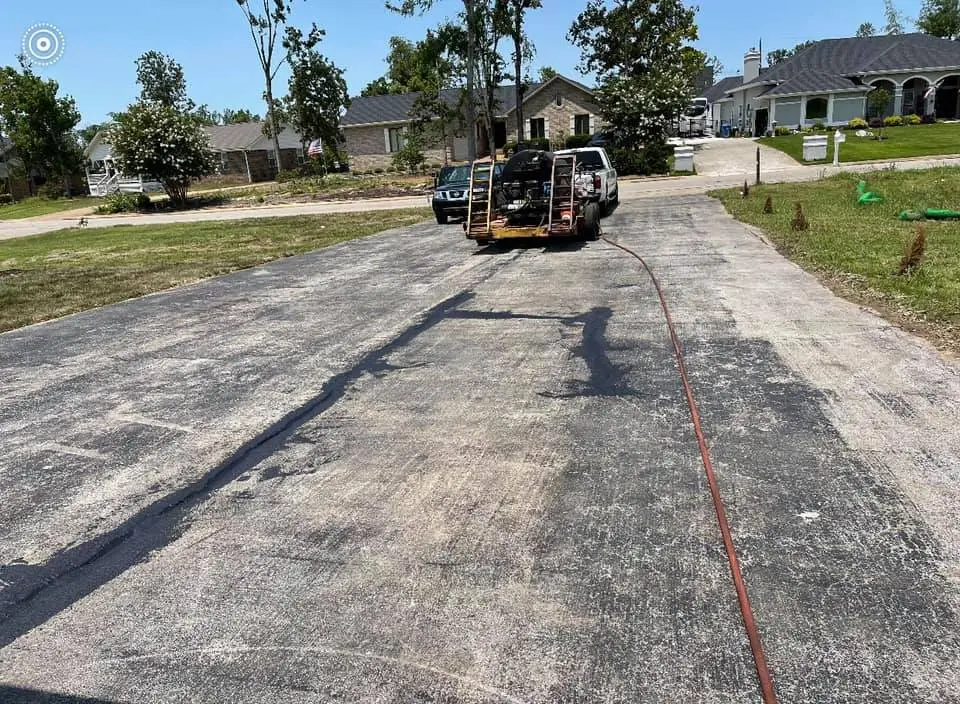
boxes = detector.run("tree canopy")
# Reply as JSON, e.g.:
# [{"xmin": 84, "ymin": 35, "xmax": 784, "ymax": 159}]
[
  {"xmin": 917, "ymin": 0, "xmax": 960, "ymax": 39},
  {"xmin": 284, "ymin": 28, "xmax": 350, "ymax": 150},
  {"xmin": 568, "ymin": 0, "xmax": 704, "ymax": 155},
  {"xmin": 135, "ymin": 51, "xmax": 194, "ymax": 111},
  {"xmin": 767, "ymin": 41, "xmax": 816, "ymax": 66},
  {"xmin": 0, "ymin": 61, "xmax": 83, "ymax": 193}
]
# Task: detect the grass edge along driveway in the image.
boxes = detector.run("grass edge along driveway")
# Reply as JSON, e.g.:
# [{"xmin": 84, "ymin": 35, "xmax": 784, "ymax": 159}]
[
  {"xmin": 0, "ymin": 208, "xmax": 431, "ymax": 333},
  {"xmin": 711, "ymin": 167, "xmax": 960, "ymax": 354},
  {"xmin": 758, "ymin": 122, "xmax": 960, "ymax": 164}
]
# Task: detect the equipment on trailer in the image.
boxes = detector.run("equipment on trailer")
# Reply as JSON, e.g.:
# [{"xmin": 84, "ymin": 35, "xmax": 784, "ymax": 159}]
[{"xmin": 463, "ymin": 149, "xmax": 601, "ymax": 245}]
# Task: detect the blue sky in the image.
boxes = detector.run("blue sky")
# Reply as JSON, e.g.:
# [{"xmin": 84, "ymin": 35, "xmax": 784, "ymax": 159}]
[{"xmin": 1, "ymin": 1, "xmax": 925, "ymax": 127}]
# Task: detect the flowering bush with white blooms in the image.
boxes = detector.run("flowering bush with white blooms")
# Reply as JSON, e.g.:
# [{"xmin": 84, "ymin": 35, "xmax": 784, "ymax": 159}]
[
  {"xmin": 109, "ymin": 103, "xmax": 216, "ymax": 205},
  {"xmin": 569, "ymin": 0, "xmax": 705, "ymax": 157}
]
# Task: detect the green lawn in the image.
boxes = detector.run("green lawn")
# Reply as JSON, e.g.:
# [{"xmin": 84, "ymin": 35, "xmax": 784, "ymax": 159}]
[
  {"xmin": 758, "ymin": 122, "xmax": 960, "ymax": 164},
  {"xmin": 712, "ymin": 167, "xmax": 960, "ymax": 349},
  {"xmin": 0, "ymin": 208, "xmax": 431, "ymax": 332},
  {"xmin": 0, "ymin": 196, "xmax": 99, "ymax": 220}
]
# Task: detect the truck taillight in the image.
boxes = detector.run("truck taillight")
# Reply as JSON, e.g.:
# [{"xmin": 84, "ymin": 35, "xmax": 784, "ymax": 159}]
[{"xmin": 593, "ymin": 174, "xmax": 601, "ymax": 190}]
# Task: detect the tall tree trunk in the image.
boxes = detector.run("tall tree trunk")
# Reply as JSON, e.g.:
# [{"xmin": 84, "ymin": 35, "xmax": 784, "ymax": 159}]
[
  {"xmin": 265, "ymin": 79, "xmax": 282, "ymax": 174},
  {"xmin": 466, "ymin": 0, "xmax": 477, "ymax": 160}
]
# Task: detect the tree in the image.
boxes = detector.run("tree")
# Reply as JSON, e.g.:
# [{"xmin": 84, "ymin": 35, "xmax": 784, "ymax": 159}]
[
  {"xmin": 388, "ymin": 0, "xmax": 479, "ymax": 160},
  {"xmin": 884, "ymin": 0, "xmax": 909, "ymax": 33},
  {"xmin": 857, "ymin": 22, "xmax": 877, "ymax": 36},
  {"xmin": 109, "ymin": 103, "xmax": 216, "ymax": 205},
  {"xmin": 79, "ymin": 123, "xmax": 103, "ymax": 145},
  {"xmin": 767, "ymin": 40, "xmax": 817, "ymax": 66},
  {"xmin": 568, "ymin": 0, "xmax": 703, "ymax": 158},
  {"xmin": 221, "ymin": 108, "xmax": 261, "ymax": 123},
  {"xmin": 917, "ymin": 0, "xmax": 960, "ymax": 39},
  {"xmin": 284, "ymin": 27, "xmax": 350, "ymax": 158},
  {"xmin": 361, "ymin": 77, "xmax": 392, "ymax": 97},
  {"xmin": 236, "ymin": 0, "xmax": 321, "ymax": 165},
  {"xmin": 192, "ymin": 105, "xmax": 222, "ymax": 126},
  {"xmin": 867, "ymin": 86, "xmax": 892, "ymax": 139},
  {"xmin": 0, "ymin": 61, "xmax": 83, "ymax": 195},
  {"xmin": 361, "ymin": 33, "xmax": 461, "ymax": 96},
  {"xmin": 135, "ymin": 51, "xmax": 193, "ymax": 111},
  {"xmin": 504, "ymin": 0, "xmax": 541, "ymax": 144},
  {"xmin": 537, "ymin": 66, "xmax": 557, "ymax": 82},
  {"xmin": 470, "ymin": 0, "xmax": 508, "ymax": 154},
  {"xmin": 766, "ymin": 48, "xmax": 791, "ymax": 66}
]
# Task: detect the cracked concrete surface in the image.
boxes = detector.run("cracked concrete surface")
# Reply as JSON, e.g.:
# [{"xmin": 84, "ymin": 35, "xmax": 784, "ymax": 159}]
[{"xmin": 1, "ymin": 196, "xmax": 959, "ymax": 703}]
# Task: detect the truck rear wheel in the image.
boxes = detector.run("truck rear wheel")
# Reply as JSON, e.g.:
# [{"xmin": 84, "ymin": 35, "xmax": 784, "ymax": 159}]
[{"xmin": 582, "ymin": 202, "xmax": 600, "ymax": 240}]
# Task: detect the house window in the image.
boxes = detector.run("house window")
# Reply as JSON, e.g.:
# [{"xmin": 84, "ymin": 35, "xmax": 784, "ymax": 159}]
[
  {"xmin": 529, "ymin": 118, "xmax": 545, "ymax": 140},
  {"xmin": 574, "ymin": 114, "xmax": 591, "ymax": 135},
  {"xmin": 297, "ymin": 147, "xmax": 305, "ymax": 165},
  {"xmin": 388, "ymin": 127, "xmax": 405, "ymax": 153},
  {"xmin": 267, "ymin": 150, "xmax": 278, "ymax": 169},
  {"xmin": 805, "ymin": 97, "xmax": 828, "ymax": 120},
  {"xmin": 220, "ymin": 151, "xmax": 229, "ymax": 172},
  {"xmin": 555, "ymin": 94, "xmax": 563, "ymax": 107}
]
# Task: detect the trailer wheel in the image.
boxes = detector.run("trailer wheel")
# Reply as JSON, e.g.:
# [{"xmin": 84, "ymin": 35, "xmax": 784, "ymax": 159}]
[
  {"xmin": 582, "ymin": 202, "xmax": 601, "ymax": 240},
  {"xmin": 476, "ymin": 238, "xmax": 489, "ymax": 246}
]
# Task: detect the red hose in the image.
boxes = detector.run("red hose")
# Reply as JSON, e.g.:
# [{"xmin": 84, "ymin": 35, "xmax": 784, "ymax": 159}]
[{"xmin": 603, "ymin": 236, "xmax": 779, "ymax": 704}]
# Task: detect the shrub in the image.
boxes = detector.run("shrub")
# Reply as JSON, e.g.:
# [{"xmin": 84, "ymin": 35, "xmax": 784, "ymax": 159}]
[
  {"xmin": 38, "ymin": 182, "xmax": 64, "ymax": 200},
  {"xmin": 608, "ymin": 148, "xmax": 644, "ymax": 176},
  {"xmin": 135, "ymin": 193, "xmax": 152, "ymax": 210},
  {"xmin": 391, "ymin": 133, "xmax": 426, "ymax": 172},
  {"xmin": 868, "ymin": 117, "xmax": 884, "ymax": 129},
  {"xmin": 921, "ymin": 113, "xmax": 937, "ymax": 124},
  {"xmin": 0, "ymin": 193, "xmax": 14, "ymax": 206},
  {"xmin": 95, "ymin": 191, "xmax": 139, "ymax": 214},
  {"xmin": 774, "ymin": 126, "xmax": 792, "ymax": 136},
  {"xmin": 904, "ymin": 113, "xmax": 922, "ymax": 125},
  {"xmin": 847, "ymin": 117, "xmax": 869, "ymax": 130},
  {"xmin": 884, "ymin": 115, "xmax": 904, "ymax": 127},
  {"xmin": 811, "ymin": 121, "xmax": 827, "ymax": 131},
  {"xmin": 642, "ymin": 140, "xmax": 673, "ymax": 175},
  {"xmin": 275, "ymin": 170, "xmax": 300, "ymax": 183},
  {"xmin": 565, "ymin": 134, "xmax": 592, "ymax": 148}
]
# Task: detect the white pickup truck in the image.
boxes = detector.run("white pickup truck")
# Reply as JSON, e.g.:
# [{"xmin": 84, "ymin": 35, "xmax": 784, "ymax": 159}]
[{"xmin": 554, "ymin": 146, "xmax": 619, "ymax": 215}]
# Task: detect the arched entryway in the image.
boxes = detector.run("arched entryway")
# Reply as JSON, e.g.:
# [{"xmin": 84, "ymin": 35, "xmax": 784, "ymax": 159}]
[
  {"xmin": 868, "ymin": 80, "xmax": 896, "ymax": 118},
  {"xmin": 901, "ymin": 77, "xmax": 931, "ymax": 116},
  {"xmin": 934, "ymin": 75, "xmax": 960, "ymax": 119}
]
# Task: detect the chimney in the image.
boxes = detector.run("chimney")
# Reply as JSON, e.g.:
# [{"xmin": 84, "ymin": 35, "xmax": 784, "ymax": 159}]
[{"xmin": 743, "ymin": 48, "xmax": 761, "ymax": 83}]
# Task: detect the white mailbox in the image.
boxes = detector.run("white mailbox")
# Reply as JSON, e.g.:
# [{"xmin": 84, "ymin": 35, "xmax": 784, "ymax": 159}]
[
  {"xmin": 673, "ymin": 145, "xmax": 695, "ymax": 172},
  {"xmin": 833, "ymin": 129, "xmax": 846, "ymax": 166},
  {"xmin": 802, "ymin": 134, "xmax": 828, "ymax": 161}
]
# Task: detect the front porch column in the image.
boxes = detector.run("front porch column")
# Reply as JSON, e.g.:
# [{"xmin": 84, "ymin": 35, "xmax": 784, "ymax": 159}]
[
  {"xmin": 800, "ymin": 96, "xmax": 808, "ymax": 126},
  {"xmin": 769, "ymin": 98, "xmax": 777, "ymax": 129},
  {"xmin": 893, "ymin": 87, "xmax": 904, "ymax": 116},
  {"xmin": 827, "ymin": 94, "xmax": 835, "ymax": 125}
]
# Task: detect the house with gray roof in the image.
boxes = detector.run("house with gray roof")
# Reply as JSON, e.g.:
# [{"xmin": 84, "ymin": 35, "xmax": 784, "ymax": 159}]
[
  {"xmin": 700, "ymin": 34, "xmax": 960, "ymax": 136},
  {"xmin": 341, "ymin": 73, "xmax": 601, "ymax": 170},
  {"xmin": 83, "ymin": 121, "xmax": 307, "ymax": 194}
]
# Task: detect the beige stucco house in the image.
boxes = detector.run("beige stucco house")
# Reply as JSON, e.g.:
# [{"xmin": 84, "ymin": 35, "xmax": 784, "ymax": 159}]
[
  {"xmin": 341, "ymin": 74, "xmax": 602, "ymax": 170},
  {"xmin": 700, "ymin": 34, "xmax": 960, "ymax": 136}
]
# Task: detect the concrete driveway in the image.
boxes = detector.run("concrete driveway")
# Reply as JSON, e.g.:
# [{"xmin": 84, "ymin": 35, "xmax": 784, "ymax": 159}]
[
  {"xmin": 690, "ymin": 137, "xmax": 801, "ymax": 177},
  {"xmin": 1, "ymin": 197, "xmax": 959, "ymax": 702}
]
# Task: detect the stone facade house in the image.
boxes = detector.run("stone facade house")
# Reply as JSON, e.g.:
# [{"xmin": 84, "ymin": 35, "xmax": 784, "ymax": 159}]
[
  {"xmin": 341, "ymin": 74, "xmax": 602, "ymax": 171},
  {"xmin": 700, "ymin": 34, "xmax": 960, "ymax": 136}
]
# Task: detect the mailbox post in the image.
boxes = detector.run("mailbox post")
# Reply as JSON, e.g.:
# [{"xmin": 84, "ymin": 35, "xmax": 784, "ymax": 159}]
[{"xmin": 833, "ymin": 129, "xmax": 846, "ymax": 167}]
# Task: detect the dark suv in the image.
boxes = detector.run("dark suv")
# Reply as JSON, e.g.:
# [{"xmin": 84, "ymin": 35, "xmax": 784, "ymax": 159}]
[{"xmin": 431, "ymin": 162, "xmax": 503, "ymax": 224}]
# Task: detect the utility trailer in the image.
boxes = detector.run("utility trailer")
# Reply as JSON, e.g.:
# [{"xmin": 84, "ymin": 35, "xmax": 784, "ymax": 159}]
[{"xmin": 463, "ymin": 149, "xmax": 601, "ymax": 246}]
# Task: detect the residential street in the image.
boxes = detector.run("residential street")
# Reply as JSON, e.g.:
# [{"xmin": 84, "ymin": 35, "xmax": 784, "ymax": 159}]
[{"xmin": 2, "ymin": 196, "xmax": 960, "ymax": 703}]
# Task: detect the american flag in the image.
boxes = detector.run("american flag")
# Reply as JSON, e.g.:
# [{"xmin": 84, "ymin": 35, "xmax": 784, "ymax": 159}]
[
  {"xmin": 924, "ymin": 83, "xmax": 940, "ymax": 100},
  {"xmin": 307, "ymin": 139, "xmax": 323, "ymax": 157}
]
